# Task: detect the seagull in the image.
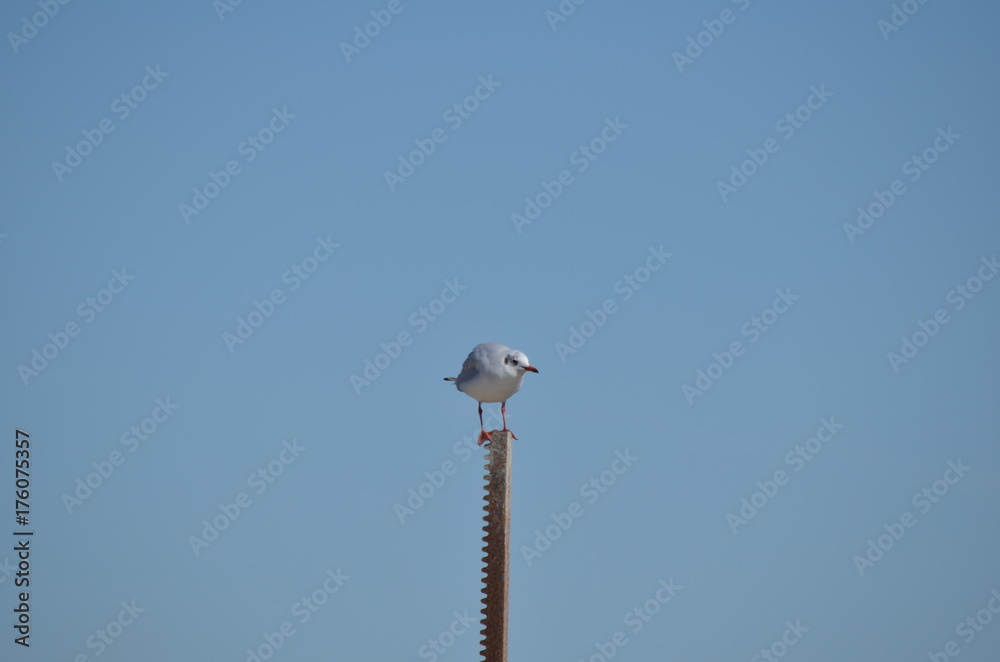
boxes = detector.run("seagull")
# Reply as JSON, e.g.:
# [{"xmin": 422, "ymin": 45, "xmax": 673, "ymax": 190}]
[{"xmin": 445, "ymin": 343, "xmax": 539, "ymax": 445}]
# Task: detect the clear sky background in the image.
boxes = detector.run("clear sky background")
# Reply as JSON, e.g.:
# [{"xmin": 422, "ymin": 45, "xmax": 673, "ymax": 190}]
[{"xmin": 2, "ymin": 1, "xmax": 999, "ymax": 660}]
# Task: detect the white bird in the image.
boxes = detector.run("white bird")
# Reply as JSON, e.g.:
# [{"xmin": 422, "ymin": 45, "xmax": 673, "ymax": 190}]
[{"xmin": 444, "ymin": 343, "xmax": 539, "ymax": 445}]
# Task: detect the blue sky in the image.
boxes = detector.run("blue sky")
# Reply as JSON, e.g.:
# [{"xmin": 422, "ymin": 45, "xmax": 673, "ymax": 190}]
[{"xmin": 2, "ymin": 1, "xmax": 999, "ymax": 660}]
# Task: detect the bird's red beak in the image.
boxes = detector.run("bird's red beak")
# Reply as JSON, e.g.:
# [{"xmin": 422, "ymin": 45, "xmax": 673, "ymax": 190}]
[{"xmin": 525, "ymin": 365, "xmax": 538, "ymax": 373}]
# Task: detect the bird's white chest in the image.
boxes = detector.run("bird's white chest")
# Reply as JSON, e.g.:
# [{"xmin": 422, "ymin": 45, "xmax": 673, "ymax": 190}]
[{"xmin": 460, "ymin": 371, "xmax": 523, "ymax": 403}]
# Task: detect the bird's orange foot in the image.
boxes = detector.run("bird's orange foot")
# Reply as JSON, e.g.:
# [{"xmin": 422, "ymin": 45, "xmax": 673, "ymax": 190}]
[
  {"xmin": 477, "ymin": 430, "xmax": 493, "ymax": 446},
  {"xmin": 502, "ymin": 428, "xmax": 518, "ymax": 440}
]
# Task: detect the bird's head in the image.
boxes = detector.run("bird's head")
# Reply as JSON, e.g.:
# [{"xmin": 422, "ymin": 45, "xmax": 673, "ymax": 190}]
[{"xmin": 505, "ymin": 350, "xmax": 538, "ymax": 374}]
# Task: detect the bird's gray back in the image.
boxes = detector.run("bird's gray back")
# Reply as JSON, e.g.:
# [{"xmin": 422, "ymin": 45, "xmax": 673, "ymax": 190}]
[{"xmin": 455, "ymin": 343, "xmax": 510, "ymax": 388}]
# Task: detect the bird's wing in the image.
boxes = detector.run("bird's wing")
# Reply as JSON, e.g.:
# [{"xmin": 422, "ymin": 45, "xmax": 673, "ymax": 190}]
[{"xmin": 454, "ymin": 353, "xmax": 481, "ymax": 386}]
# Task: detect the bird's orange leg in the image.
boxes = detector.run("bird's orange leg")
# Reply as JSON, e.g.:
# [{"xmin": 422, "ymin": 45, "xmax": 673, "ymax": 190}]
[
  {"xmin": 477, "ymin": 403, "xmax": 492, "ymax": 445},
  {"xmin": 501, "ymin": 401, "xmax": 518, "ymax": 440}
]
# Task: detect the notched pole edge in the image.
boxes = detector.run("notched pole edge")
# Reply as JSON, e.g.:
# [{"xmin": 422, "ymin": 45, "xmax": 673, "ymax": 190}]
[{"xmin": 480, "ymin": 430, "xmax": 512, "ymax": 662}]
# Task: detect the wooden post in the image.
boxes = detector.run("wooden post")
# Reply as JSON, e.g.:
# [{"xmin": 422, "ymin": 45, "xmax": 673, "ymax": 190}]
[{"xmin": 480, "ymin": 430, "xmax": 512, "ymax": 662}]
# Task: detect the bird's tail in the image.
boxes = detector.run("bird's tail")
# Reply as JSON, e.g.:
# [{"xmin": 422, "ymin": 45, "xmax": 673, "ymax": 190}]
[{"xmin": 443, "ymin": 377, "xmax": 456, "ymax": 382}]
